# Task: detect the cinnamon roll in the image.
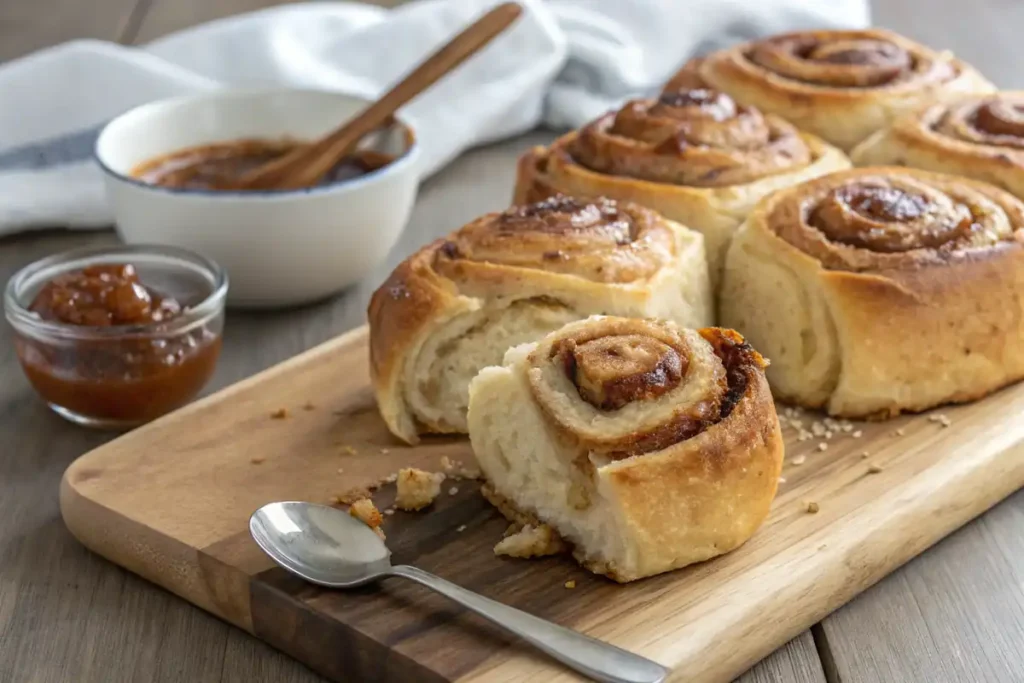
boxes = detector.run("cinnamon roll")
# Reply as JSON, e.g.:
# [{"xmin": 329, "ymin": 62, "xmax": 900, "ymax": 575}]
[
  {"xmin": 719, "ymin": 167, "xmax": 1024, "ymax": 418},
  {"xmin": 515, "ymin": 79, "xmax": 848, "ymax": 286},
  {"xmin": 852, "ymin": 93, "xmax": 1024, "ymax": 201},
  {"xmin": 467, "ymin": 316, "xmax": 783, "ymax": 582},
  {"xmin": 682, "ymin": 29, "xmax": 994, "ymax": 152},
  {"xmin": 368, "ymin": 197, "xmax": 712, "ymax": 444}
]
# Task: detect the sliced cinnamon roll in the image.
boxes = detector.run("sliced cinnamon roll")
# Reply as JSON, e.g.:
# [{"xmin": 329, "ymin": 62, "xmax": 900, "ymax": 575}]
[
  {"xmin": 683, "ymin": 29, "xmax": 994, "ymax": 152},
  {"xmin": 514, "ymin": 77, "xmax": 848, "ymax": 286},
  {"xmin": 720, "ymin": 167, "xmax": 1024, "ymax": 418},
  {"xmin": 368, "ymin": 197, "xmax": 712, "ymax": 444},
  {"xmin": 467, "ymin": 316, "xmax": 783, "ymax": 582},
  {"xmin": 852, "ymin": 93, "xmax": 1024, "ymax": 201}
]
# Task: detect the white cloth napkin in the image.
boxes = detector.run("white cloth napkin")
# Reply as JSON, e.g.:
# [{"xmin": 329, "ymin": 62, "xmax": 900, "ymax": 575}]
[{"xmin": 0, "ymin": 0, "xmax": 868, "ymax": 234}]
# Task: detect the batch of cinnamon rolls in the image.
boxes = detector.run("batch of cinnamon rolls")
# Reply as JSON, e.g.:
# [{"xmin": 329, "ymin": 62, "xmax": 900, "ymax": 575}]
[{"xmin": 367, "ymin": 29, "xmax": 1024, "ymax": 582}]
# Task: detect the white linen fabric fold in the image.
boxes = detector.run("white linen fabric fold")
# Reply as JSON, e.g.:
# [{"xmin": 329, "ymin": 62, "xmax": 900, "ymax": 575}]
[{"xmin": 0, "ymin": 0, "xmax": 868, "ymax": 233}]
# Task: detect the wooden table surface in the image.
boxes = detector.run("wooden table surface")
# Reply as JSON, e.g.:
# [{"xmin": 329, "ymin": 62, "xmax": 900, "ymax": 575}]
[{"xmin": 2, "ymin": 1, "xmax": 1023, "ymax": 681}]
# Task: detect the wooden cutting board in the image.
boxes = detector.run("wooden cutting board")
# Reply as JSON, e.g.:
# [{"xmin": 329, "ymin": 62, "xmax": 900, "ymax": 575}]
[{"xmin": 60, "ymin": 325, "xmax": 1024, "ymax": 683}]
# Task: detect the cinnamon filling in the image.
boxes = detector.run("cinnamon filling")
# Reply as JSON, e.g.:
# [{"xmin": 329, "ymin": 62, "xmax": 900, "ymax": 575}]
[
  {"xmin": 549, "ymin": 328, "xmax": 761, "ymax": 458},
  {"xmin": 432, "ymin": 196, "xmax": 673, "ymax": 284},
  {"xmin": 746, "ymin": 33, "xmax": 951, "ymax": 88},
  {"xmin": 971, "ymin": 102, "xmax": 1024, "ymax": 138},
  {"xmin": 568, "ymin": 87, "xmax": 810, "ymax": 187},
  {"xmin": 496, "ymin": 196, "xmax": 635, "ymax": 242},
  {"xmin": 808, "ymin": 182, "xmax": 975, "ymax": 252},
  {"xmin": 559, "ymin": 335, "xmax": 685, "ymax": 410},
  {"xmin": 930, "ymin": 98, "xmax": 1024, "ymax": 151}
]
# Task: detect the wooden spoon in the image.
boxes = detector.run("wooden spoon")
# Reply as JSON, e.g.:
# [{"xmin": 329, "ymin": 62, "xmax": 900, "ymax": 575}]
[{"xmin": 228, "ymin": 2, "xmax": 523, "ymax": 191}]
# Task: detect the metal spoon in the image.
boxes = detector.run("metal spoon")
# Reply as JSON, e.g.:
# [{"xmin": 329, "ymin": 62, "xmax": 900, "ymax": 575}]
[{"xmin": 250, "ymin": 501, "xmax": 668, "ymax": 683}]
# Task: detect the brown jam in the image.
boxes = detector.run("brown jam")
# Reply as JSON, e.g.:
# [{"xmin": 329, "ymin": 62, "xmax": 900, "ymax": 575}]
[
  {"xmin": 17, "ymin": 264, "xmax": 221, "ymax": 425},
  {"xmin": 131, "ymin": 138, "xmax": 395, "ymax": 190}
]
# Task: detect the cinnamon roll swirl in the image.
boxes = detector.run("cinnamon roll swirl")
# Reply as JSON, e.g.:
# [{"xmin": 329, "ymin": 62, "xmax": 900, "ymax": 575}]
[
  {"xmin": 852, "ymin": 93, "xmax": 1024, "ymax": 201},
  {"xmin": 719, "ymin": 167, "xmax": 1024, "ymax": 418},
  {"xmin": 684, "ymin": 29, "xmax": 994, "ymax": 152},
  {"xmin": 467, "ymin": 316, "xmax": 782, "ymax": 582},
  {"xmin": 368, "ymin": 197, "xmax": 712, "ymax": 444},
  {"xmin": 514, "ymin": 78, "xmax": 848, "ymax": 286}
]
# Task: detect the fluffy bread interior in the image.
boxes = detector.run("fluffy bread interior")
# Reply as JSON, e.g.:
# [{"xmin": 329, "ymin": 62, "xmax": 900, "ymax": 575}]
[
  {"xmin": 468, "ymin": 344, "xmax": 631, "ymax": 575},
  {"xmin": 405, "ymin": 299, "xmax": 579, "ymax": 433}
]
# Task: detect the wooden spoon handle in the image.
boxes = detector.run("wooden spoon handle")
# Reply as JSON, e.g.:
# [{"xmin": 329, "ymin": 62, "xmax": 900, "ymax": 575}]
[{"xmin": 238, "ymin": 2, "xmax": 523, "ymax": 191}]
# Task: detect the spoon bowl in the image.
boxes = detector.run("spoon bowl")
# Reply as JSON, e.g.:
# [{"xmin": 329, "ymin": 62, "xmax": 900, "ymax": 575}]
[{"xmin": 250, "ymin": 501, "xmax": 391, "ymax": 587}]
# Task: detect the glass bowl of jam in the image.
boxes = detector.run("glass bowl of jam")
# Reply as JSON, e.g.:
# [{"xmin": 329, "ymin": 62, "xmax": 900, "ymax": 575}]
[{"xmin": 4, "ymin": 245, "xmax": 227, "ymax": 429}]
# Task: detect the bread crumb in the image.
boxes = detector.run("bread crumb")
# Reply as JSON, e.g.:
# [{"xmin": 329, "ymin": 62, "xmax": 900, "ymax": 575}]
[
  {"xmin": 852, "ymin": 430, "xmax": 863, "ymax": 438},
  {"xmin": 440, "ymin": 456, "xmax": 457, "ymax": 472},
  {"xmin": 270, "ymin": 408, "xmax": 288, "ymax": 419},
  {"xmin": 824, "ymin": 430, "xmax": 833, "ymax": 440},
  {"xmin": 327, "ymin": 495, "xmax": 341, "ymax": 505},
  {"xmin": 250, "ymin": 456, "xmax": 265, "ymax": 465},
  {"xmin": 791, "ymin": 455, "xmax": 807, "ymax": 466},
  {"xmin": 811, "ymin": 422, "xmax": 826, "ymax": 437},
  {"xmin": 868, "ymin": 463, "xmax": 884, "ymax": 474},
  {"xmin": 817, "ymin": 442, "xmax": 828, "ymax": 452},
  {"xmin": 385, "ymin": 473, "xmax": 398, "ymax": 484},
  {"xmin": 384, "ymin": 508, "xmax": 395, "ymax": 516},
  {"xmin": 840, "ymin": 422, "xmax": 853, "ymax": 433},
  {"xmin": 379, "ymin": 448, "xmax": 390, "ymax": 454},
  {"xmin": 458, "ymin": 467, "xmax": 483, "ymax": 480},
  {"xmin": 564, "ymin": 580, "xmax": 576, "ymax": 589},
  {"xmin": 798, "ymin": 430, "xmax": 812, "ymax": 442},
  {"xmin": 806, "ymin": 502, "xmax": 820, "ymax": 514},
  {"xmin": 449, "ymin": 486, "xmax": 459, "ymax": 496},
  {"xmin": 860, "ymin": 451, "xmax": 870, "ymax": 459},
  {"xmin": 341, "ymin": 445, "xmax": 357, "ymax": 456},
  {"xmin": 302, "ymin": 402, "xmax": 315, "ymax": 411},
  {"xmin": 778, "ymin": 476, "xmax": 787, "ymax": 484},
  {"xmin": 337, "ymin": 468, "xmax": 344, "ymax": 474},
  {"xmin": 494, "ymin": 524, "xmax": 566, "ymax": 558},
  {"xmin": 790, "ymin": 419, "xmax": 804, "ymax": 430},
  {"xmin": 456, "ymin": 524, "xmax": 467, "ymax": 532},
  {"xmin": 349, "ymin": 498, "xmax": 384, "ymax": 529},
  {"xmin": 395, "ymin": 468, "xmax": 445, "ymax": 511},
  {"xmin": 893, "ymin": 428, "xmax": 905, "ymax": 437}
]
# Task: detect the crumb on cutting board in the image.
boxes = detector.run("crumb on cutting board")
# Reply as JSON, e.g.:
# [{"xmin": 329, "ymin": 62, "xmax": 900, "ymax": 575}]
[
  {"xmin": 349, "ymin": 498, "xmax": 383, "ymax": 528},
  {"xmin": 250, "ymin": 456, "xmax": 265, "ymax": 465},
  {"xmin": 494, "ymin": 524, "xmax": 566, "ymax": 558},
  {"xmin": 302, "ymin": 402, "xmax": 315, "ymax": 411},
  {"xmin": 806, "ymin": 501, "xmax": 820, "ymax": 514},
  {"xmin": 564, "ymin": 580, "xmax": 576, "ymax": 589},
  {"xmin": 349, "ymin": 498, "xmax": 386, "ymax": 540},
  {"xmin": 395, "ymin": 468, "xmax": 445, "ymax": 511},
  {"xmin": 270, "ymin": 408, "xmax": 288, "ymax": 420}
]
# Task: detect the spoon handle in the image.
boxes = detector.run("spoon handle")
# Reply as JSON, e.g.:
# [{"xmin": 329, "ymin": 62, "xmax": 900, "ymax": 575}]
[{"xmin": 388, "ymin": 564, "xmax": 668, "ymax": 683}]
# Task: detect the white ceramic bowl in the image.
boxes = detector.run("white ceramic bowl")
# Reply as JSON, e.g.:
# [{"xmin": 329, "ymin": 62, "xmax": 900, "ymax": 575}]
[{"xmin": 95, "ymin": 89, "xmax": 420, "ymax": 308}]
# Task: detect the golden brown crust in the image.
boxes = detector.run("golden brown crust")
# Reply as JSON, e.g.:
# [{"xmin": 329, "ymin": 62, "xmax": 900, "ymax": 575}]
[
  {"xmin": 598, "ymin": 346, "xmax": 782, "ymax": 582},
  {"xmin": 719, "ymin": 166, "xmax": 1024, "ymax": 418},
  {"xmin": 692, "ymin": 29, "xmax": 995, "ymax": 151},
  {"xmin": 467, "ymin": 316, "xmax": 783, "ymax": 582},
  {"xmin": 851, "ymin": 92, "xmax": 1024, "ymax": 202},
  {"xmin": 512, "ymin": 85, "xmax": 849, "ymax": 284},
  {"xmin": 368, "ymin": 198, "xmax": 712, "ymax": 444}
]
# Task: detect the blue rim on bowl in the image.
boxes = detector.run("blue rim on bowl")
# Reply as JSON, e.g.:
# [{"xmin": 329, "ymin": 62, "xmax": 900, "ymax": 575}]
[{"xmin": 93, "ymin": 88, "xmax": 421, "ymax": 198}]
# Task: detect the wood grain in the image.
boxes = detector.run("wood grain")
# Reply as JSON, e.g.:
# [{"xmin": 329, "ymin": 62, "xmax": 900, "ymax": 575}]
[
  {"xmin": 59, "ymin": 321, "xmax": 1024, "ymax": 683},
  {"xmin": 3, "ymin": 0, "xmax": 1024, "ymax": 682}
]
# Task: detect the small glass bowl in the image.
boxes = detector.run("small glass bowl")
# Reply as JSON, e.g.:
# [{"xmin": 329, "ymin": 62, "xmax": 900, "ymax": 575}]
[{"xmin": 4, "ymin": 244, "xmax": 228, "ymax": 429}]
